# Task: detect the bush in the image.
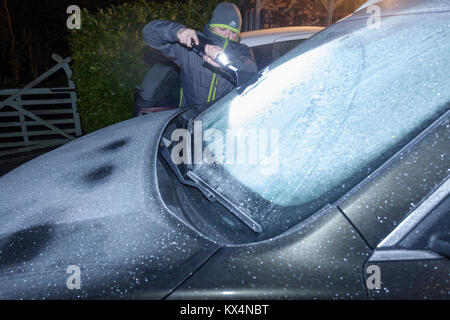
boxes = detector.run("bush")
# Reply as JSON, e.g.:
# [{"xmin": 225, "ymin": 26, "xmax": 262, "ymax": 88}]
[{"xmin": 68, "ymin": 0, "xmax": 237, "ymax": 133}]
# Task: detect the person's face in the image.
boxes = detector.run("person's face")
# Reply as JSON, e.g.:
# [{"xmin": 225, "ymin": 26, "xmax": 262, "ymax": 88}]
[{"xmin": 212, "ymin": 26, "xmax": 238, "ymax": 40}]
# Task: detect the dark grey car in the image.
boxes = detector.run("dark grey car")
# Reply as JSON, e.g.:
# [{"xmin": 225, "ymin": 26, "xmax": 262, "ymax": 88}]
[{"xmin": 0, "ymin": 0, "xmax": 449, "ymax": 299}]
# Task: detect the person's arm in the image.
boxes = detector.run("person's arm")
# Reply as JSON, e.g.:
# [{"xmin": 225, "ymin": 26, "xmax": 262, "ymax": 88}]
[{"xmin": 142, "ymin": 20, "xmax": 196, "ymax": 66}]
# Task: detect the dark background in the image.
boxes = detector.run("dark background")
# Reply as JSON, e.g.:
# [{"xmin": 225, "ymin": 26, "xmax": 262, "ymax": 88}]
[{"xmin": 0, "ymin": 0, "xmax": 175, "ymax": 88}]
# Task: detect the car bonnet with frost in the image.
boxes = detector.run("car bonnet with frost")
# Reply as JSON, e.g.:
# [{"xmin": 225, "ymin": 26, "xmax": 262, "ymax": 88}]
[
  {"xmin": 0, "ymin": 0, "xmax": 449, "ymax": 299},
  {"xmin": 0, "ymin": 110, "xmax": 215, "ymax": 299}
]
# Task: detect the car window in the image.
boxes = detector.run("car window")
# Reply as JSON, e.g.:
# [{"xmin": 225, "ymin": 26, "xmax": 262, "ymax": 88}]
[
  {"xmin": 277, "ymin": 39, "xmax": 306, "ymax": 57},
  {"xmin": 399, "ymin": 192, "xmax": 450, "ymax": 253},
  {"xmin": 140, "ymin": 63, "xmax": 180, "ymax": 106},
  {"xmin": 189, "ymin": 9, "xmax": 450, "ymax": 234},
  {"xmin": 251, "ymin": 43, "xmax": 274, "ymax": 70}
]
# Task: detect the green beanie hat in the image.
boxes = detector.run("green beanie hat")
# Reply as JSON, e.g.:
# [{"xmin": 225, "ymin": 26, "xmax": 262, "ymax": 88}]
[{"xmin": 209, "ymin": 2, "xmax": 242, "ymax": 34}]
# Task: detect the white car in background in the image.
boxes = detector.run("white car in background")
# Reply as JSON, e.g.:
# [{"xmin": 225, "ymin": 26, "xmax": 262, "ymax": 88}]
[
  {"xmin": 134, "ymin": 26, "xmax": 323, "ymax": 115},
  {"xmin": 241, "ymin": 26, "xmax": 323, "ymax": 69}
]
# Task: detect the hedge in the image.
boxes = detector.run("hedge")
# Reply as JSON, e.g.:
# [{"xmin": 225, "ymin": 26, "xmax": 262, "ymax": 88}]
[{"xmin": 68, "ymin": 0, "xmax": 237, "ymax": 133}]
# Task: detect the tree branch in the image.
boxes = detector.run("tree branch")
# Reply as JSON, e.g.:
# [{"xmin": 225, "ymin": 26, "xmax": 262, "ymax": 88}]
[{"xmin": 3, "ymin": 0, "xmax": 20, "ymax": 82}]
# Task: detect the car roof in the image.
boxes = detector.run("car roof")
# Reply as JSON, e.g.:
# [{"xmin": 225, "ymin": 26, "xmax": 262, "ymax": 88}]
[
  {"xmin": 350, "ymin": 0, "xmax": 450, "ymax": 18},
  {"xmin": 240, "ymin": 26, "xmax": 324, "ymax": 47}
]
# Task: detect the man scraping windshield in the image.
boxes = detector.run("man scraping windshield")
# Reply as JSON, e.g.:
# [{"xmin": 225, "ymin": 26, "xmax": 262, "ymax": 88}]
[{"xmin": 143, "ymin": 2, "xmax": 257, "ymax": 108}]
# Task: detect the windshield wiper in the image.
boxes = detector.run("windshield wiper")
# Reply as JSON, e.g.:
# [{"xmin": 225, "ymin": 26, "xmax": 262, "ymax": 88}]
[
  {"xmin": 159, "ymin": 138, "xmax": 262, "ymax": 233},
  {"xmin": 185, "ymin": 170, "xmax": 262, "ymax": 233}
]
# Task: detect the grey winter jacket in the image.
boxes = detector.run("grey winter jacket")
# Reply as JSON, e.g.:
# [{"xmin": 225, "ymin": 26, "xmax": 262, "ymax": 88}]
[{"xmin": 142, "ymin": 20, "xmax": 257, "ymax": 107}]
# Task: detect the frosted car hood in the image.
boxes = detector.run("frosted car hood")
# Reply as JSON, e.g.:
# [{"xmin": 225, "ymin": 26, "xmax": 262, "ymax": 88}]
[{"xmin": 0, "ymin": 110, "xmax": 218, "ymax": 299}]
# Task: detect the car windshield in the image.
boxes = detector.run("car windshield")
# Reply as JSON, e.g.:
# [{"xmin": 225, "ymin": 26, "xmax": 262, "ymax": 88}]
[{"xmin": 190, "ymin": 5, "xmax": 450, "ymax": 234}]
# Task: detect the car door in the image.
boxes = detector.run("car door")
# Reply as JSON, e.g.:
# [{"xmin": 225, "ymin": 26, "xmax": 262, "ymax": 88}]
[
  {"xmin": 335, "ymin": 106, "xmax": 450, "ymax": 299},
  {"xmin": 135, "ymin": 48, "xmax": 181, "ymax": 115},
  {"xmin": 363, "ymin": 179, "xmax": 449, "ymax": 299}
]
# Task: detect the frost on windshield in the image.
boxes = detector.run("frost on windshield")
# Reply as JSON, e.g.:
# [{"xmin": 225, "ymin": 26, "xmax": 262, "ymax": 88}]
[{"xmin": 193, "ymin": 11, "xmax": 450, "ymax": 230}]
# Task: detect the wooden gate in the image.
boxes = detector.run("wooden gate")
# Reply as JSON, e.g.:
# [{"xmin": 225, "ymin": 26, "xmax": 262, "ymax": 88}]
[{"xmin": 0, "ymin": 54, "xmax": 82, "ymax": 158}]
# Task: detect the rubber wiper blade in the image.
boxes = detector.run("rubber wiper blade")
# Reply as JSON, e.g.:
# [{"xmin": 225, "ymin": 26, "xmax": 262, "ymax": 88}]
[
  {"xmin": 159, "ymin": 131, "xmax": 262, "ymax": 233},
  {"xmin": 186, "ymin": 171, "xmax": 262, "ymax": 233}
]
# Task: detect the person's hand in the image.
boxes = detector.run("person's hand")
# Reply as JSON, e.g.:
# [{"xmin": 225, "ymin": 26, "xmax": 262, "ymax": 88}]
[
  {"xmin": 203, "ymin": 44, "xmax": 222, "ymax": 68},
  {"xmin": 176, "ymin": 27, "xmax": 199, "ymax": 47}
]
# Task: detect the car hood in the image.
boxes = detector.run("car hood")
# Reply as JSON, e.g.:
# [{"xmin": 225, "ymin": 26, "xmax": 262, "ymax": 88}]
[{"xmin": 0, "ymin": 110, "xmax": 219, "ymax": 299}]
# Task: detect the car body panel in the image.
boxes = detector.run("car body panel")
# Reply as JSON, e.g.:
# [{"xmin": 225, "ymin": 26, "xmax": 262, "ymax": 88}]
[
  {"xmin": 361, "ymin": 178, "xmax": 449, "ymax": 299},
  {"xmin": 168, "ymin": 206, "xmax": 372, "ymax": 299},
  {"xmin": 0, "ymin": 110, "xmax": 219, "ymax": 299},
  {"xmin": 338, "ymin": 113, "xmax": 450, "ymax": 249},
  {"xmin": 363, "ymin": 259, "xmax": 449, "ymax": 299}
]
